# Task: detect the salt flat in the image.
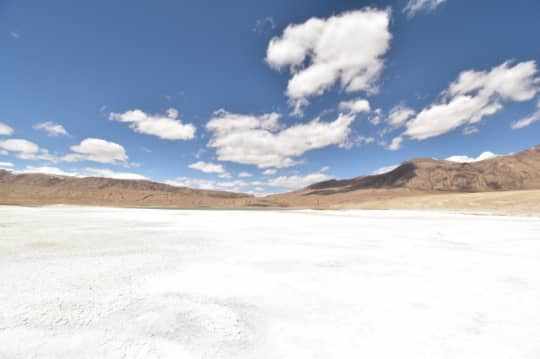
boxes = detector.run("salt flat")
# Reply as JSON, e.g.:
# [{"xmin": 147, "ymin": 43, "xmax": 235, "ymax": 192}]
[{"xmin": 0, "ymin": 206, "xmax": 539, "ymax": 358}]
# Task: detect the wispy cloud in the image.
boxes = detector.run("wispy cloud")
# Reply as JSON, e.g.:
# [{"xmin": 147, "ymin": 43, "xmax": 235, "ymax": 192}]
[
  {"xmin": 33, "ymin": 122, "xmax": 70, "ymax": 137},
  {"xmin": 512, "ymin": 100, "xmax": 540, "ymax": 129},
  {"xmin": 403, "ymin": 0, "xmax": 447, "ymax": 18},
  {"xmin": 254, "ymin": 16, "xmax": 276, "ymax": 34}
]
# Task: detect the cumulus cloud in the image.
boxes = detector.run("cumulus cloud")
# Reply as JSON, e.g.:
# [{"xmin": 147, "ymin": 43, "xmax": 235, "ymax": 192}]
[
  {"xmin": 266, "ymin": 8, "xmax": 391, "ymax": 107},
  {"xmin": 387, "ymin": 104, "xmax": 416, "ymax": 128},
  {"xmin": 206, "ymin": 109, "xmax": 356, "ymax": 168},
  {"xmin": 0, "ymin": 139, "xmax": 38, "ymax": 154},
  {"xmin": 405, "ymin": 60, "xmax": 539, "ymax": 140},
  {"xmin": 63, "ymin": 138, "xmax": 128, "ymax": 164},
  {"xmin": 0, "ymin": 139, "xmax": 55, "ymax": 161},
  {"xmin": 339, "ymin": 98, "xmax": 370, "ymax": 114},
  {"xmin": 0, "ymin": 161, "xmax": 14, "ymax": 169},
  {"xmin": 266, "ymin": 172, "xmax": 331, "ymax": 190},
  {"xmin": 188, "ymin": 161, "xmax": 230, "ymax": 178},
  {"xmin": 512, "ymin": 100, "xmax": 540, "ymax": 129},
  {"xmin": 387, "ymin": 136, "xmax": 403, "ymax": 151},
  {"xmin": 403, "ymin": 0, "xmax": 446, "ymax": 18},
  {"xmin": 0, "ymin": 122, "xmax": 14, "ymax": 136},
  {"xmin": 110, "ymin": 108, "xmax": 196, "ymax": 140},
  {"xmin": 445, "ymin": 151, "xmax": 499, "ymax": 163},
  {"xmin": 33, "ymin": 122, "xmax": 69, "ymax": 136}
]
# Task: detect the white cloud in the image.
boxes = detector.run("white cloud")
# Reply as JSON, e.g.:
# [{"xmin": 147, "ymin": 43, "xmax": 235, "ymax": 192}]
[
  {"xmin": 263, "ymin": 168, "xmax": 278, "ymax": 176},
  {"xmin": 216, "ymin": 179, "xmax": 248, "ymax": 188},
  {"xmin": 165, "ymin": 177, "xmax": 217, "ymax": 190},
  {"xmin": 33, "ymin": 121, "xmax": 69, "ymax": 136},
  {"xmin": 188, "ymin": 161, "xmax": 228, "ymax": 177},
  {"xmin": 372, "ymin": 164, "xmax": 399, "ymax": 175},
  {"xmin": 63, "ymin": 138, "xmax": 128, "ymax": 164},
  {"xmin": 405, "ymin": 60, "xmax": 539, "ymax": 140},
  {"xmin": 387, "ymin": 136, "xmax": 403, "ymax": 151},
  {"xmin": 0, "ymin": 139, "xmax": 37, "ymax": 154},
  {"xmin": 13, "ymin": 166, "xmax": 147, "ymax": 180},
  {"xmin": 0, "ymin": 161, "xmax": 14, "ymax": 168},
  {"xmin": 165, "ymin": 177, "xmax": 247, "ymax": 192},
  {"xmin": 0, "ymin": 139, "xmax": 55, "ymax": 161},
  {"xmin": 82, "ymin": 168, "xmax": 148, "ymax": 180},
  {"xmin": 403, "ymin": 0, "xmax": 446, "ymax": 18},
  {"xmin": 445, "ymin": 151, "xmax": 499, "ymax": 163},
  {"xmin": 19, "ymin": 166, "xmax": 78, "ymax": 177},
  {"xmin": 0, "ymin": 122, "xmax": 14, "ymax": 136},
  {"xmin": 266, "ymin": 8, "xmax": 391, "ymax": 105},
  {"xmin": 339, "ymin": 98, "xmax": 370, "ymax": 114},
  {"xmin": 512, "ymin": 100, "xmax": 540, "ymax": 129},
  {"xmin": 370, "ymin": 108, "xmax": 383, "ymax": 125},
  {"xmin": 238, "ymin": 171, "xmax": 253, "ymax": 178},
  {"xmin": 110, "ymin": 108, "xmax": 196, "ymax": 140},
  {"xmin": 387, "ymin": 104, "xmax": 416, "ymax": 128},
  {"xmin": 266, "ymin": 172, "xmax": 331, "ymax": 190},
  {"xmin": 206, "ymin": 110, "xmax": 356, "ymax": 168},
  {"xmin": 353, "ymin": 136, "xmax": 375, "ymax": 146}
]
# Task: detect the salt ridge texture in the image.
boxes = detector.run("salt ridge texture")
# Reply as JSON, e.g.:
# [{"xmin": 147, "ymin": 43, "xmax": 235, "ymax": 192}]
[{"xmin": 1, "ymin": 206, "xmax": 539, "ymax": 358}]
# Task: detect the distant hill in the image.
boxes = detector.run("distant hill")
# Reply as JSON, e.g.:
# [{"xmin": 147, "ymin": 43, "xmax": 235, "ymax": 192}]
[
  {"xmin": 303, "ymin": 145, "xmax": 540, "ymax": 194},
  {"xmin": 1, "ymin": 144, "xmax": 539, "ymax": 210},
  {"xmin": 265, "ymin": 144, "xmax": 540, "ymax": 209},
  {"xmin": 0, "ymin": 170, "xmax": 252, "ymax": 208}
]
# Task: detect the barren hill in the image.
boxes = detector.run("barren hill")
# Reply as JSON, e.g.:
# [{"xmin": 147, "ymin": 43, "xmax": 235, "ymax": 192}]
[
  {"xmin": 1, "ymin": 144, "xmax": 540, "ymax": 211},
  {"xmin": 0, "ymin": 170, "xmax": 252, "ymax": 208},
  {"xmin": 305, "ymin": 144, "xmax": 540, "ymax": 194},
  {"xmin": 265, "ymin": 144, "xmax": 540, "ymax": 210}
]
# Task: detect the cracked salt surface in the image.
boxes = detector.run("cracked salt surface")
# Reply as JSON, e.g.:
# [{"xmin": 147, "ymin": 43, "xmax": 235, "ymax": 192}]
[{"xmin": 1, "ymin": 206, "xmax": 539, "ymax": 358}]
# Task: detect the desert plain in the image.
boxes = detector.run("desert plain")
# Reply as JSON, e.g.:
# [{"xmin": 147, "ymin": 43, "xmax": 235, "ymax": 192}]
[{"xmin": 1, "ymin": 205, "xmax": 539, "ymax": 358}]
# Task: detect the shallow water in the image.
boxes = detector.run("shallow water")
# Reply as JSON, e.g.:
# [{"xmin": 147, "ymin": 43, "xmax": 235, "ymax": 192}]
[{"xmin": 1, "ymin": 206, "xmax": 539, "ymax": 358}]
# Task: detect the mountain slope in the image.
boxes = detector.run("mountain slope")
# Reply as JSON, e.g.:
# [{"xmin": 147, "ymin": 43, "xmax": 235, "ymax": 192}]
[
  {"xmin": 1, "ymin": 144, "xmax": 539, "ymax": 209},
  {"xmin": 0, "ymin": 170, "xmax": 252, "ymax": 207},
  {"xmin": 303, "ymin": 144, "xmax": 540, "ymax": 194}
]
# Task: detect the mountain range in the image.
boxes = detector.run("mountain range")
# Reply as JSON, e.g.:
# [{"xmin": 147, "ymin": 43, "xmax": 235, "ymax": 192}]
[{"xmin": 1, "ymin": 144, "xmax": 540, "ymax": 211}]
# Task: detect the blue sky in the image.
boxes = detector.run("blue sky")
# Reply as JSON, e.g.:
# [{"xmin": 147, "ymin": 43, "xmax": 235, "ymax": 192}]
[{"xmin": 1, "ymin": 0, "xmax": 539, "ymax": 194}]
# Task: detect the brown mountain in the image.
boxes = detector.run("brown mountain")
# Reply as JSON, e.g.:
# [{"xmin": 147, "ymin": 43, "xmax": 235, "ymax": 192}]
[
  {"xmin": 304, "ymin": 144, "xmax": 540, "ymax": 194},
  {"xmin": 265, "ymin": 144, "xmax": 540, "ymax": 210},
  {"xmin": 0, "ymin": 170, "xmax": 252, "ymax": 208},
  {"xmin": 1, "ymin": 144, "xmax": 540, "ymax": 211}
]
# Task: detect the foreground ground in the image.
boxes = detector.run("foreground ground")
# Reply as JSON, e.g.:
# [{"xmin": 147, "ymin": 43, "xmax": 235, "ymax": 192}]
[{"xmin": 1, "ymin": 206, "xmax": 539, "ymax": 358}]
